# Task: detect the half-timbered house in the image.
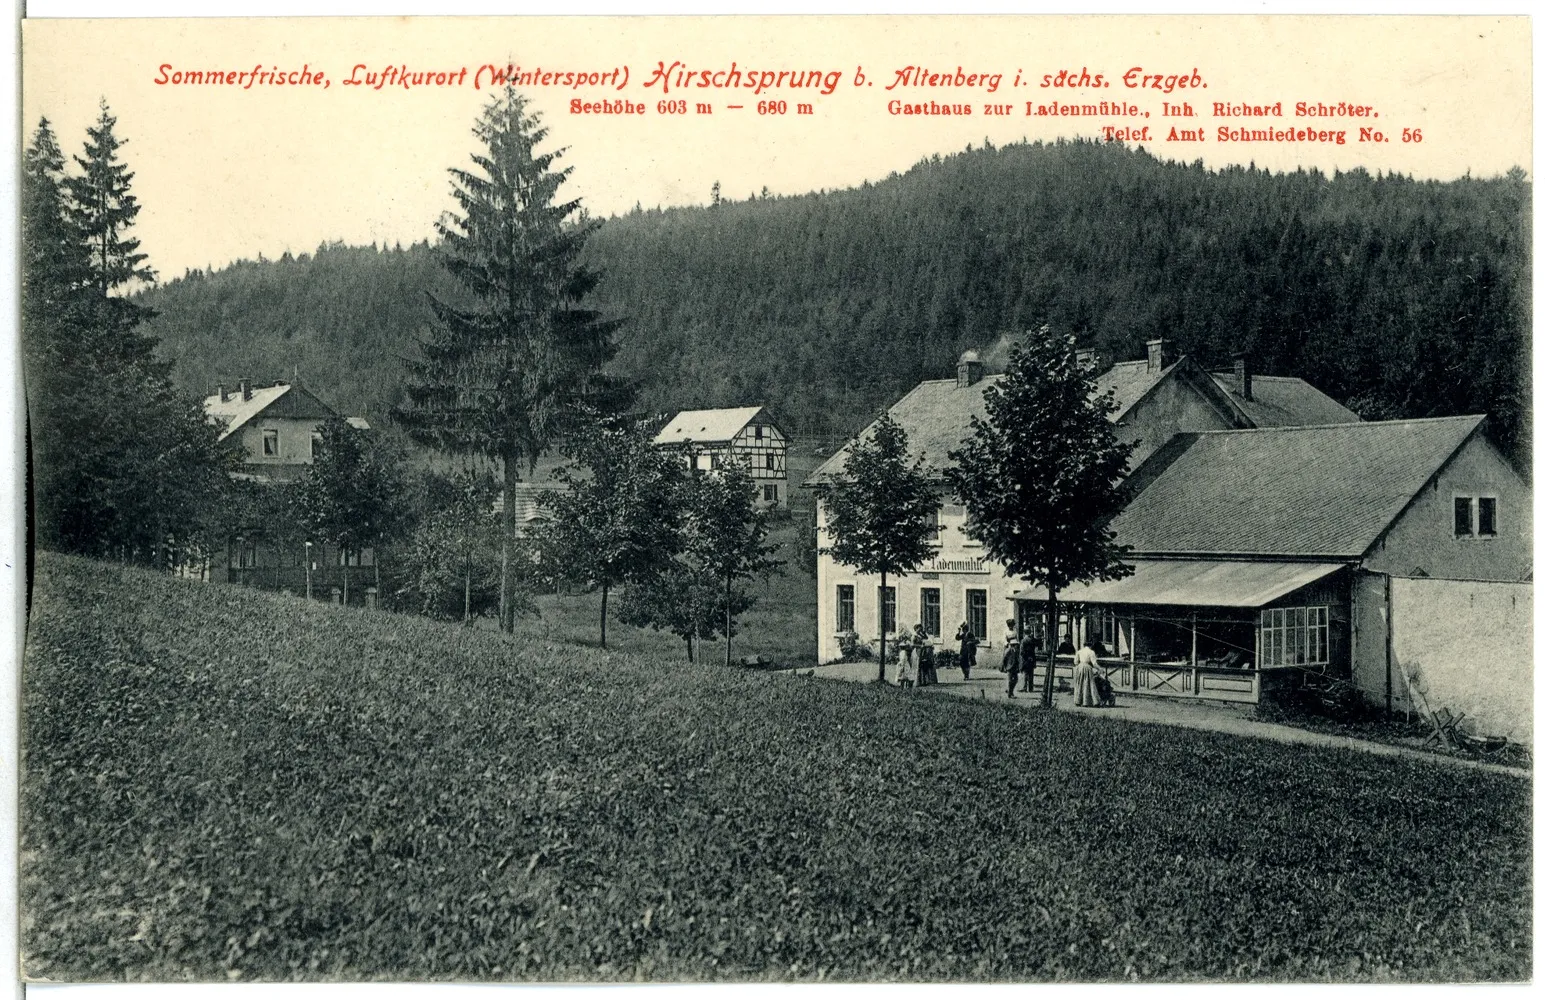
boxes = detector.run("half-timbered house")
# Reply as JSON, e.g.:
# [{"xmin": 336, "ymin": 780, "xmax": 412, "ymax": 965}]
[{"xmin": 653, "ymin": 405, "xmax": 790, "ymax": 507}]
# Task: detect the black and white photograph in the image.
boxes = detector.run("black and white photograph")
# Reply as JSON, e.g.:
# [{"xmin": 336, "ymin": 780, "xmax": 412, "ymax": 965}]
[{"xmin": 14, "ymin": 11, "xmax": 1534, "ymax": 985}]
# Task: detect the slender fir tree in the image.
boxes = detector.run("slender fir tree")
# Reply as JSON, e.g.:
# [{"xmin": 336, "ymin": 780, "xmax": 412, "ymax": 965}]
[
  {"xmin": 394, "ymin": 86, "xmax": 627, "ymax": 631},
  {"xmin": 64, "ymin": 99, "xmax": 160, "ymax": 368}
]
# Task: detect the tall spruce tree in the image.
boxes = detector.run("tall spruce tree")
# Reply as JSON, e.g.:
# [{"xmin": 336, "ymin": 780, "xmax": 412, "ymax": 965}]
[
  {"xmin": 814, "ymin": 413, "xmax": 938, "ymax": 682},
  {"xmin": 394, "ymin": 86, "xmax": 627, "ymax": 632},
  {"xmin": 946, "ymin": 327, "xmax": 1135, "ymax": 708},
  {"xmin": 64, "ymin": 100, "xmax": 160, "ymax": 368},
  {"xmin": 24, "ymin": 112, "xmax": 228, "ymax": 562}
]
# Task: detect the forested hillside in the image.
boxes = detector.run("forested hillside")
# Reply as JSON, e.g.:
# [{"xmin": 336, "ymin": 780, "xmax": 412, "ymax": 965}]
[{"xmin": 139, "ymin": 139, "xmax": 1531, "ymax": 456}]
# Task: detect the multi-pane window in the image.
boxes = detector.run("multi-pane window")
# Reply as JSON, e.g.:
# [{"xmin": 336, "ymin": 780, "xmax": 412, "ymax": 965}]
[
  {"xmin": 1454, "ymin": 495, "xmax": 1499, "ymax": 538},
  {"xmin": 836, "ymin": 584, "xmax": 855, "ymax": 633},
  {"xmin": 1454, "ymin": 496, "xmax": 1474, "ymax": 537},
  {"xmin": 926, "ymin": 507, "xmax": 941, "ymax": 541},
  {"xmin": 1478, "ymin": 497, "xmax": 1497, "ymax": 536},
  {"xmin": 966, "ymin": 589, "xmax": 988, "ymax": 645},
  {"xmin": 766, "ymin": 452, "xmax": 777, "ymax": 471},
  {"xmin": 229, "ymin": 538, "xmax": 257, "ymax": 569},
  {"xmin": 1089, "ymin": 608, "xmax": 1117, "ymax": 648},
  {"xmin": 262, "ymin": 428, "xmax": 280, "ymax": 456},
  {"xmin": 879, "ymin": 586, "xmax": 897, "ymax": 635},
  {"xmin": 920, "ymin": 588, "xmax": 941, "ymax": 638},
  {"xmin": 754, "ymin": 424, "xmax": 764, "ymax": 440},
  {"xmin": 310, "ymin": 431, "xmax": 323, "ymax": 460},
  {"xmin": 1260, "ymin": 606, "xmax": 1329, "ymax": 667},
  {"xmin": 763, "ymin": 484, "xmax": 779, "ymax": 503}
]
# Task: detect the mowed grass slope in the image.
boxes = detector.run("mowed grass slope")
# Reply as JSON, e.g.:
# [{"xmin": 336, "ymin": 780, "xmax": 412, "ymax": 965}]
[{"xmin": 22, "ymin": 554, "xmax": 1531, "ymax": 982}]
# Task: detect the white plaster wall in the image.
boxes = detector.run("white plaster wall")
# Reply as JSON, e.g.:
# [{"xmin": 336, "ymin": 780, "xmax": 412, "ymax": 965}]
[{"xmin": 1390, "ymin": 577, "xmax": 1532, "ymax": 745}]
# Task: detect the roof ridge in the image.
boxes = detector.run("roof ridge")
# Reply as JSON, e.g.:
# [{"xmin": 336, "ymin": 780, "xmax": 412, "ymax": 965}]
[
  {"xmin": 1207, "ymin": 371, "xmax": 1311, "ymax": 382},
  {"xmin": 1187, "ymin": 413, "xmax": 1483, "ymax": 435}
]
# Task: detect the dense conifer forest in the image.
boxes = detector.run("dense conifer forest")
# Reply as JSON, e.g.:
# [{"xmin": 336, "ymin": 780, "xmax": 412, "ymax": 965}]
[{"xmin": 138, "ymin": 139, "xmax": 1531, "ymax": 459}]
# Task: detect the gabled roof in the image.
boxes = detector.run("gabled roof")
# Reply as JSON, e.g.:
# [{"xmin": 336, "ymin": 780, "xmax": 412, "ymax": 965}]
[
  {"xmin": 807, "ymin": 357, "xmax": 1193, "ymax": 485},
  {"xmin": 653, "ymin": 406, "xmax": 777, "ymax": 446},
  {"xmin": 1209, "ymin": 373, "xmax": 1361, "ymax": 428},
  {"xmin": 202, "ymin": 384, "xmax": 294, "ymax": 442},
  {"xmin": 201, "ymin": 382, "xmax": 350, "ymax": 442},
  {"xmin": 1112, "ymin": 415, "xmax": 1488, "ymax": 559}
]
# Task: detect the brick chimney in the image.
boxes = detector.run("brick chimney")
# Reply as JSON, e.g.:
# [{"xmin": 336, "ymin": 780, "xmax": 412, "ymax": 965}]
[
  {"xmin": 956, "ymin": 350, "xmax": 984, "ymax": 388},
  {"xmin": 240, "ymin": 377, "xmax": 252, "ymax": 401},
  {"xmin": 1145, "ymin": 338, "xmax": 1169, "ymax": 373},
  {"xmin": 1232, "ymin": 351, "xmax": 1253, "ymax": 401},
  {"xmin": 217, "ymin": 382, "xmax": 228, "ymax": 403}
]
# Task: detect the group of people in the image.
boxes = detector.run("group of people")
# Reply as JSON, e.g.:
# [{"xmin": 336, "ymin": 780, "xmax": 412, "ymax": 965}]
[
  {"xmin": 893, "ymin": 618, "xmax": 1114, "ymax": 707},
  {"xmin": 893, "ymin": 624, "xmax": 938, "ymax": 688}
]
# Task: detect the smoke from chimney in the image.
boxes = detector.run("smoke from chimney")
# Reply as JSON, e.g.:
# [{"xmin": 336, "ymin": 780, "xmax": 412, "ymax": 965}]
[{"xmin": 978, "ymin": 333, "xmax": 1017, "ymax": 372}]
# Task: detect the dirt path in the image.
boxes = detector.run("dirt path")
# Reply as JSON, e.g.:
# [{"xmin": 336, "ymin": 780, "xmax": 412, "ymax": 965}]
[{"xmin": 802, "ymin": 662, "xmax": 1530, "ymax": 779}]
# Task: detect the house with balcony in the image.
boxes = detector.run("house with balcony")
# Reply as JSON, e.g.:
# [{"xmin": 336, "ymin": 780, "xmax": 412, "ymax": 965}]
[
  {"xmin": 653, "ymin": 405, "xmax": 790, "ymax": 507},
  {"xmin": 804, "ymin": 340, "xmax": 1359, "ymax": 665}
]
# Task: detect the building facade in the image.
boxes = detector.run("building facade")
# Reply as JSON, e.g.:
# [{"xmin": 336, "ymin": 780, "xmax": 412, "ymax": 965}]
[
  {"xmin": 807, "ymin": 340, "xmax": 1361, "ymax": 666},
  {"xmin": 1011, "ymin": 415, "xmax": 1531, "ymax": 714},
  {"xmin": 201, "ymin": 379, "xmax": 377, "ymax": 602}
]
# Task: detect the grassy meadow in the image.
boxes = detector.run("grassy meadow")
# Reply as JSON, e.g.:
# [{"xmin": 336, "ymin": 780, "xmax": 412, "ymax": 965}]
[{"xmin": 21, "ymin": 552, "xmax": 1531, "ymax": 983}]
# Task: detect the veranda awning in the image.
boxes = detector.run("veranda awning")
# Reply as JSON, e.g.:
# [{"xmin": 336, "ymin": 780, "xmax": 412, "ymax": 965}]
[{"xmin": 1009, "ymin": 559, "xmax": 1347, "ymax": 609}]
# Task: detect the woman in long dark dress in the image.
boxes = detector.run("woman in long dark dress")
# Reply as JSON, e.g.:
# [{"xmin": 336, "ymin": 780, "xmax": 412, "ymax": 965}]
[{"xmin": 913, "ymin": 623, "xmax": 937, "ymax": 686}]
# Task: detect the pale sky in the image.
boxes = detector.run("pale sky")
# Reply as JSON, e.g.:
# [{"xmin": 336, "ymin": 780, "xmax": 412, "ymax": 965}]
[{"xmin": 21, "ymin": 15, "xmax": 1531, "ymax": 279}]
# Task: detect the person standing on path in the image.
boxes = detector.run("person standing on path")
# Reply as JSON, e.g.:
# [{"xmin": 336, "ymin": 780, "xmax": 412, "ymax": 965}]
[
  {"xmin": 1002, "ymin": 619, "xmax": 1021, "ymax": 697},
  {"xmin": 955, "ymin": 621, "xmax": 977, "ymax": 680},
  {"xmin": 1073, "ymin": 638, "xmax": 1101, "ymax": 707},
  {"xmin": 913, "ymin": 623, "xmax": 938, "ymax": 687},
  {"xmin": 1020, "ymin": 630, "xmax": 1039, "ymax": 695}
]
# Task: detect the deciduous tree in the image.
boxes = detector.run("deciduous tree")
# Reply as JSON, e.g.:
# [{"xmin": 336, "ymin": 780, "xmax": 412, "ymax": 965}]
[
  {"xmin": 689, "ymin": 460, "xmax": 782, "ymax": 668},
  {"xmin": 289, "ymin": 419, "xmax": 406, "ymax": 605},
  {"xmin": 813, "ymin": 413, "xmax": 937, "ymax": 681},
  {"xmin": 947, "ymin": 326, "xmax": 1134, "ymax": 707},
  {"xmin": 543, "ymin": 420, "xmax": 684, "ymax": 648}
]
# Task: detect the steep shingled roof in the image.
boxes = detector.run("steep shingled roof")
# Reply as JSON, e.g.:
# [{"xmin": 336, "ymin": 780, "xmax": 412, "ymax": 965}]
[
  {"xmin": 654, "ymin": 406, "xmax": 776, "ymax": 446},
  {"xmin": 1111, "ymin": 415, "xmax": 1488, "ymax": 558},
  {"xmin": 806, "ymin": 359, "xmax": 1188, "ymax": 484},
  {"xmin": 1208, "ymin": 373, "xmax": 1361, "ymax": 428},
  {"xmin": 202, "ymin": 384, "xmax": 296, "ymax": 442}
]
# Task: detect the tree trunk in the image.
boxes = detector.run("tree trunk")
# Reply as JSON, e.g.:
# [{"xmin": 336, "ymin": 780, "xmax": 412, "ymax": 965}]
[
  {"xmin": 343, "ymin": 556, "xmax": 350, "ymax": 606},
  {"xmin": 600, "ymin": 582, "xmax": 609, "ymax": 649},
  {"xmin": 724, "ymin": 572, "xmax": 733, "ymax": 668},
  {"xmin": 498, "ymin": 447, "xmax": 520, "ymax": 633},
  {"xmin": 877, "ymin": 568, "xmax": 887, "ymax": 683},
  {"xmin": 463, "ymin": 564, "xmax": 472, "ymax": 623},
  {"xmin": 1041, "ymin": 586, "xmax": 1058, "ymax": 708},
  {"xmin": 686, "ymin": 634, "xmax": 694, "ymax": 663}
]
